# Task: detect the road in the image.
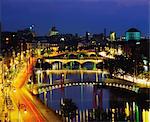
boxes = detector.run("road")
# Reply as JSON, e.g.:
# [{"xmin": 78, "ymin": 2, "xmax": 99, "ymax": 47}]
[
  {"xmin": 11, "ymin": 57, "xmax": 46, "ymax": 121},
  {"xmin": 11, "ymin": 57, "xmax": 61, "ymax": 122},
  {"xmin": 11, "ymin": 89, "xmax": 46, "ymax": 122}
]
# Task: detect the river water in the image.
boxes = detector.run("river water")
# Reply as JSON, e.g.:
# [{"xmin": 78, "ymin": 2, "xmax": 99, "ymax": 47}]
[{"xmin": 35, "ymin": 63, "xmax": 149, "ymax": 122}]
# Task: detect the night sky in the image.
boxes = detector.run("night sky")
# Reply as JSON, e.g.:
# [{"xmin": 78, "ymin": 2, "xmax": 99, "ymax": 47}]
[{"xmin": 2, "ymin": 0, "xmax": 149, "ymax": 36}]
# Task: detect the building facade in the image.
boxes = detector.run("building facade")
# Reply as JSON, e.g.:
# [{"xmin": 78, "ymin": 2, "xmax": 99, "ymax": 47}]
[{"xmin": 125, "ymin": 28, "xmax": 141, "ymax": 41}]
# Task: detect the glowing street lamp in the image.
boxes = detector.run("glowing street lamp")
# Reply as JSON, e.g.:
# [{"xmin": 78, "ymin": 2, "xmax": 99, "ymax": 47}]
[{"xmin": 18, "ymin": 102, "xmax": 27, "ymax": 122}]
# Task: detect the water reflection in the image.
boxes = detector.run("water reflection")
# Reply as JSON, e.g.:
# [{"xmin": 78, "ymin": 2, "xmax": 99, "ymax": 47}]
[
  {"xmin": 37, "ymin": 85, "xmax": 149, "ymax": 122},
  {"xmin": 34, "ymin": 64, "xmax": 149, "ymax": 121}
]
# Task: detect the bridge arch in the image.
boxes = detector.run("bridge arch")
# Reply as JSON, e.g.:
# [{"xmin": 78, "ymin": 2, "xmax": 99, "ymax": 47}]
[
  {"xmin": 89, "ymin": 54, "xmax": 97, "ymax": 57},
  {"xmin": 77, "ymin": 53, "xmax": 88, "ymax": 59},
  {"xmin": 81, "ymin": 61, "xmax": 96, "ymax": 70},
  {"xmin": 51, "ymin": 61, "xmax": 63, "ymax": 70},
  {"xmin": 64, "ymin": 61, "xmax": 81, "ymax": 70},
  {"xmin": 86, "ymin": 52, "xmax": 97, "ymax": 57},
  {"xmin": 44, "ymin": 59, "xmax": 103, "ymax": 68},
  {"xmin": 67, "ymin": 53, "xmax": 78, "ymax": 59}
]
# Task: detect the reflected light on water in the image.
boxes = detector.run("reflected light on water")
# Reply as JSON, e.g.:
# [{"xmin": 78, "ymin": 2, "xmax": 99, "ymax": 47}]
[
  {"xmin": 133, "ymin": 102, "xmax": 135, "ymax": 112},
  {"xmin": 112, "ymin": 109, "xmax": 115, "ymax": 122},
  {"xmin": 125, "ymin": 102, "xmax": 130, "ymax": 117},
  {"xmin": 142, "ymin": 109, "xmax": 150, "ymax": 122},
  {"xmin": 135, "ymin": 104, "xmax": 139, "ymax": 122}
]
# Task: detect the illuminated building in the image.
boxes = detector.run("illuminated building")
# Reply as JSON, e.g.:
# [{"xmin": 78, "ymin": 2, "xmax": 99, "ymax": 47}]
[
  {"xmin": 125, "ymin": 28, "xmax": 141, "ymax": 41},
  {"xmin": 110, "ymin": 31, "xmax": 116, "ymax": 41},
  {"xmin": 2, "ymin": 32, "xmax": 17, "ymax": 45},
  {"xmin": 48, "ymin": 27, "xmax": 59, "ymax": 36}
]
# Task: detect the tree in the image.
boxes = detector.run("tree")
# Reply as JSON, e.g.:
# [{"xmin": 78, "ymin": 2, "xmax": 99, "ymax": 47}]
[
  {"xmin": 105, "ymin": 59, "xmax": 117, "ymax": 77},
  {"xmin": 60, "ymin": 98, "xmax": 78, "ymax": 119}
]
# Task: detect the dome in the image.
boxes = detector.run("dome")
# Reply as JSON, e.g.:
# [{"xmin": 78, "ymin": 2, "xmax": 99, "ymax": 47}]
[{"xmin": 127, "ymin": 28, "xmax": 140, "ymax": 32}]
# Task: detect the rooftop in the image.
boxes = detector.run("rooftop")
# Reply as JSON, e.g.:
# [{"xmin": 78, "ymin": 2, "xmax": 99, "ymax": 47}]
[{"xmin": 126, "ymin": 28, "xmax": 140, "ymax": 32}]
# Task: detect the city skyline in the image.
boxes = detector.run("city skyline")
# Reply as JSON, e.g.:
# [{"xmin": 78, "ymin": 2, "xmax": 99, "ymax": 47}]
[
  {"xmin": 0, "ymin": 0, "xmax": 150, "ymax": 121},
  {"xmin": 2, "ymin": 0, "xmax": 149, "ymax": 36}
]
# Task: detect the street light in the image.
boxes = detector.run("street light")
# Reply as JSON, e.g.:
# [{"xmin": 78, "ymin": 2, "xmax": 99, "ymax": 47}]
[{"xmin": 18, "ymin": 102, "xmax": 27, "ymax": 122}]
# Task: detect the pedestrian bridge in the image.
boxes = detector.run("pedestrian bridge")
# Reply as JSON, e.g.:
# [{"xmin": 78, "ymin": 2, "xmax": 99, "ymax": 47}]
[
  {"xmin": 31, "ymin": 79, "xmax": 139, "ymax": 95},
  {"xmin": 49, "ymin": 50, "xmax": 98, "ymax": 58}
]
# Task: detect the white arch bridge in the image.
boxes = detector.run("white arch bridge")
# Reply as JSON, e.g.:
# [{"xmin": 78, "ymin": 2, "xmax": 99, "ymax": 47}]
[
  {"xmin": 31, "ymin": 79, "xmax": 139, "ymax": 95},
  {"xmin": 44, "ymin": 58, "xmax": 103, "ymax": 65}
]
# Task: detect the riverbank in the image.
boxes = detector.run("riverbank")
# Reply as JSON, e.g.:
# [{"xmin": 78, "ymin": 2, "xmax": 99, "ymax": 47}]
[{"xmin": 22, "ymin": 87, "xmax": 62, "ymax": 122}]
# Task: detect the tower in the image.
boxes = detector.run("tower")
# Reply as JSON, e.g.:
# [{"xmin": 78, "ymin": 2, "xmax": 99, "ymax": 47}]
[
  {"xmin": 48, "ymin": 26, "xmax": 59, "ymax": 36},
  {"xmin": 110, "ymin": 32, "xmax": 116, "ymax": 41}
]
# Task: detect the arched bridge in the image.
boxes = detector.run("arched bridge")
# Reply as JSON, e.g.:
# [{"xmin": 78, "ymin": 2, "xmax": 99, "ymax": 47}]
[
  {"xmin": 44, "ymin": 58, "xmax": 103, "ymax": 65},
  {"xmin": 32, "ymin": 80, "xmax": 139, "ymax": 95}
]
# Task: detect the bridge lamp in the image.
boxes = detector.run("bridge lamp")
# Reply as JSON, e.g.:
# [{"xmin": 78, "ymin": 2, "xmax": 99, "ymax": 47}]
[{"xmin": 89, "ymin": 83, "xmax": 92, "ymax": 85}]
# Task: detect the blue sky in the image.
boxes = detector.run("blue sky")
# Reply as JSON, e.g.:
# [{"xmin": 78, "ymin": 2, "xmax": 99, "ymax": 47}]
[{"xmin": 1, "ymin": 0, "xmax": 149, "ymax": 36}]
